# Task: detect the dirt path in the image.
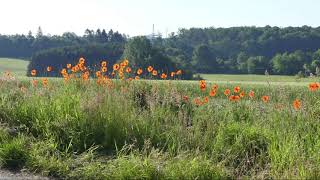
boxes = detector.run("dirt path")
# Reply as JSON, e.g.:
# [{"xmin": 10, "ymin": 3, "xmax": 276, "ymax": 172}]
[{"xmin": 0, "ymin": 169, "xmax": 52, "ymax": 180}]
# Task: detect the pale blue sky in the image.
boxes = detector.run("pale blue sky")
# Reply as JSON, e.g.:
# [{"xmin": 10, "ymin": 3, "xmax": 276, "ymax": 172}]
[{"xmin": 0, "ymin": 0, "xmax": 319, "ymax": 37}]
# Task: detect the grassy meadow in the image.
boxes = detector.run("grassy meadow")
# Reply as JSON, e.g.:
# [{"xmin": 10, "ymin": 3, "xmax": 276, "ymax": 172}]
[
  {"xmin": 0, "ymin": 58, "xmax": 29, "ymax": 77},
  {"xmin": 0, "ymin": 59, "xmax": 320, "ymax": 179}
]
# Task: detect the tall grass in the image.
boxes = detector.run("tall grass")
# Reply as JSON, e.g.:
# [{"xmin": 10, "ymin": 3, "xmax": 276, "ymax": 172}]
[{"xmin": 0, "ymin": 77, "xmax": 320, "ymax": 179}]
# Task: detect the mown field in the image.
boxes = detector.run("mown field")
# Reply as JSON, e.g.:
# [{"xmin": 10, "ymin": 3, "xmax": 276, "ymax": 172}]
[
  {"xmin": 0, "ymin": 59, "xmax": 320, "ymax": 179},
  {"xmin": 0, "ymin": 58, "xmax": 29, "ymax": 77}
]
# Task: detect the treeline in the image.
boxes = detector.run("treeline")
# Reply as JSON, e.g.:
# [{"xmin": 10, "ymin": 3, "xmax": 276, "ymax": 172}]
[
  {"xmin": 163, "ymin": 26, "xmax": 320, "ymax": 75},
  {"xmin": 5, "ymin": 26, "xmax": 320, "ymax": 76},
  {"xmin": 0, "ymin": 27, "xmax": 126, "ymax": 58}
]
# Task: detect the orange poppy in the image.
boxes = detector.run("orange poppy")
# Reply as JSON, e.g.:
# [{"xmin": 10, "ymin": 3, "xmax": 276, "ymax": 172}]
[
  {"xmin": 32, "ymin": 79, "xmax": 38, "ymax": 87},
  {"xmin": 47, "ymin": 66, "xmax": 52, "ymax": 72},
  {"xmin": 137, "ymin": 68, "xmax": 143, "ymax": 75},
  {"xmin": 309, "ymin": 82, "xmax": 319, "ymax": 91},
  {"xmin": 31, "ymin": 69, "xmax": 36, "ymax": 76},
  {"xmin": 79, "ymin": 57, "xmax": 85, "ymax": 64},
  {"xmin": 42, "ymin": 78, "xmax": 48, "ymax": 87},
  {"xmin": 101, "ymin": 67, "xmax": 107, "ymax": 73},
  {"xmin": 229, "ymin": 95, "xmax": 240, "ymax": 102},
  {"xmin": 262, "ymin": 95, "xmax": 270, "ymax": 103},
  {"xmin": 123, "ymin": 59, "xmax": 129, "ymax": 66},
  {"xmin": 176, "ymin": 70, "xmax": 182, "ymax": 75},
  {"xmin": 212, "ymin": 84, "xmax": 218, "ymax": 90},
  {"xmin": 224, "ymin": 89, "xmax": 231, "ymax": 96},
  {"xmin": 126, "ymin": 67, "xmax": 132, "ymax": 73},
  {"xmin": 199, "ymin": 80, "xmax": 206, "ymax": 91},
  {"xmin": 193, "ymin": 97, "xmax": 203, "ymax": 106},
  {"xmin": 170, "ymin": 72, "xmax": 175, "ymax": 77},
  {"xmin": 113, "ymin": 64, "xmax": 120, "ymax": 71},
  {"xmin": 239, "ymin": 91, "xmax": 245, "ymax": 98},
  {"xmin": 161, "ymin": 73, "xmax": 167, "ymax": 79},
  {"xmin": 147, "ymin": 66, "xmax": 154, "ymax": 72},
  {"xmin": 135, "ymin": 76, "xmax": 140, "ymax": 80},
  {"xmin": 67, "ymin": 64, "xmax": 72, "ymax": 69},
  {"xmin": 101, "ymin": 61, "xmax": 107, "ymax": 67},
  {"xmin": 96, "ymin": 71, "xmax": 102, "ymax": 78},
  {"xmin": 209, "ymin": 90, "xmax": 216, "ymax": 97},
  {"xmin": 111, "ymin": 71, "xmax": 115, "ymax": 76},
  {"xmin": 234, "ymin": 86, "xmax": 240, "ymax": 93},
  {"xmin": 183, "ymin": 95, "xmax": 189, "ymax": 102},
  {"xmin": 152, "ymin": 70, "xmax": 158, "ymax": 76},
  {"xmin": 203, "ymin": 96, "xmax": 209, "ymax": 104},
  {"xmin": 293, "ymin": 99, "xmax": 301, "ymax": 110},
  {"xmin": 248, "ymin": 90, "xmax": 255, "ymax": 98}
]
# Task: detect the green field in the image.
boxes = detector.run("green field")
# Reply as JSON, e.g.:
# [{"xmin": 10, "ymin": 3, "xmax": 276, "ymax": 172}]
[{"xmin": 0, "ymin": 58, "xmax": 29, "ymax": 77}]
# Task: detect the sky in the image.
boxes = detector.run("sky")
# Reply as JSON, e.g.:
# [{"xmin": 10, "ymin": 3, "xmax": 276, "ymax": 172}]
[{"xmin": 0, "ymin": 0, "xmax": 319, "ymax": 37}]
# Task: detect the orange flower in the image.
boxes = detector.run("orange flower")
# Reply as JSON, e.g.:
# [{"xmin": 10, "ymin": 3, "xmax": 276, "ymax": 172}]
[
  {"xmin": 199, "ymin": 80, "xmax": 206, "ymax": 91},
  {"xmin": 42, "ymin": 78, "xmax": 48, "ymax": 87},
  {"xmin": 248, "ymin": 90, "xmax": 255, "ymax": 98},
  {"xmin": 209, "ymin": 90, "xmax": 216, "ymax": 97},
  {"xmin": 137, "ymin": 68, "xmax": 143, "ymax": 75},
  {"xmin": 101, "ymin": 67, "xmax": 107, "ymax": 73},
  {"xmin": 123, "ymin": 59, "xmax": 129, "ymax": 66},
  {"xmin": 293, "ymin": 99, "xmax": 301, "ymax": 110},
  {"xmin": 126, "ymin": 67, "xmax": 132, "ymax": 73},
  {"xmin": 113, "ymin": 64, "xmax": 120, "ymax": 71},
  {"xmin": 203, "ymin": 96, "xmax": 209, "ymax": 104},
  {"xmin": 31, "ymin": 69, "xmax": 36, "ymax": 76},
  {"xmin": 183, "ymin": 95, "xmax": 189, "ymax": 102},
  {"xmin": 262, "ymin": 95, "xmax": 270, "ymax": 103},
  {"xmin": 101, "ymin": 61, "xmax": 107, "ymax": 67},
  {"xmin": 96, "ymin": 71, "xmax": 102, "ymax": 78},
  {"xmin": 229, "ymin": 95, "xmax": 240, "ymax": 102},
  {"xmin": 239, "ymin": 91, "xmax": 245, "ymax": 98},
  {"xmin": 309, "ymin": 82, "xmax": 319, "ymax": 91},
  {"xmin": 234, "ymin": 86, "xmax": 240, "ymax": 93},
  {"xmin": 67, "ymin": 64, "xmax": 72, "ymax": 69},
  {"xmin": 79, "ymin": 57, "xmax": 85, "ymax": 64},
  {"xmin": 152, "ymin": 70, "xmax": 158, "ymax": 76},
  {"xmin": 161, "ymin": 73, "xmax": 167, "ymax": 79},
  {"xmin": 47, "ymin": 66, "xmax": 52, "ymax": 72},
  {"xmin": 224, "ymin": 89, "xmax": 231, "ymax": 96},
  {"xmin": 32, "ymin": 79, "xmax": 38, "ymax": 87},
  {"xmin": 193, "ymin": 97, "xmax": 203, "ymax": 106},
  {"xmin": 111, "ymin": 71, "xmax": 115, "ymax": 76},
  {"xmin": 176, "ymin": 70, "xmax": 182, "ymax": 75},
  {"xmin": 135, "ymin": 76, "xmax": 140, "ymax": 80},
  {"xmin": 147, "ymin": 66, "xmax": 154, "ymax": 72},
  {"xmin": 170, "ymin": 72, "xmax": 175, "ymax": 77},
  {"xmin": 212, "ymin": 84, "xmax": 218, "ymax": 90}
]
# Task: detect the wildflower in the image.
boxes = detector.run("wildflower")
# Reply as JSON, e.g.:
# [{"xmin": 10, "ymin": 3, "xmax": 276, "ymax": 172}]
[
  {"xmin": 176, "ymin": 70, "xmax": 182, "ymax": 75},
  {"xmin": 147, "ymin": 66, "xmax": 154, "ymax": 72},
  {"xmin": 101, "ymin": 61, "xmax": 107, "ymax": 67},
  {"xmin": 229, "ymin": 95, "xmax": 240, "ymax": 102},
  {"xmin": 199, "ymin": 80, "xmax": 206, "ymax": 91},
  {"xmin": 209, "ymin": 90, "xmax": 216, "ymax": 97},
  {"xmin": 293, "ymin": 99, "xmax": 301, "ymax": 110},
  {"xmin": 161, "ymin": 73, "xmax": 167, "ymax": 79},
  {"xmin": 79, "ymin": 57, "xmax": 85, "ymax": 64},
  {"xmin": 137, "ymin": 68, "xmax": 143, "ymax": 75},
  {"xmin": 248, "ymin": 90, "xmax": 255, "ymax": 98},
  {"xmin": 193, "ymin": 97, "xmax": 202, "ymax": 106},
  {"xmin": 262, "ymin": 95, "xmax": 270, "ymax": 103},
  {"xmin": 135, "ymin": 76, "xmax": 140, "ymax": 80},
  {"xmin": 212, "ymin": 84, "xmax": 218, "ymax": 90},
  {"xmin": 96, "ymin": 71, "xmax": 102, "ymax": 78},
  {"xmin": 123, "ymin": 59, "xmax": 129, "ymax": 66},
  {"xmin": 102, "ymin": 67, "xmax": 107, "ymax": 73},
  {"xmin": 111, "ymin": 71, "xmax": 115, "ymax": 77},
  {"xmin": 183, "ymin": 95, "xmax": 189, "ymax": 102},
  {"xmin": 47, "ymin": 66, "xmax": 52, "ymax": 72},
  {"xmin": 234, "ymin": 86, "xmax": 240, "ymax": 93},
  {"xmin": 42, "ymin": 78, "xmax": 48, "ymax": 87},
  {"xmin": 32, "ymin": 80, "xmax": 38, "ymax": 87},
  {"xmin": 170, "ymin": 72, "xmax": 175, "ymax": 77},
  {"xmin": 67, "ymin": 64, "xmax": 72, "ymax": 69},
  {"xmin": 203, "ymin": 96, "xmax": 209, "ymax": 104},
  {"xmin": 240, "ymin": 91, "xmax": 245, "ymax": 98},
  {"xmin": 309, "ymin": 82, "xmax": 319, "ymax": 91},
  {"xmin": 224, "ymin": 89, "xmax": 231, "ymax": 96},
  {"xmin": 126, "ymin": 67, "xmax": 132, "ymax": 73},
  {"xmin": 152, "ymin": 70, "xmax": 158, "ymax": 76},
  {"xmin": 113, "ymin": 64, "xmax": 120, "ymax": 71},
  {"xmin": 31, "ymin": 69, "xmax": 36, "ymax": 76}
]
